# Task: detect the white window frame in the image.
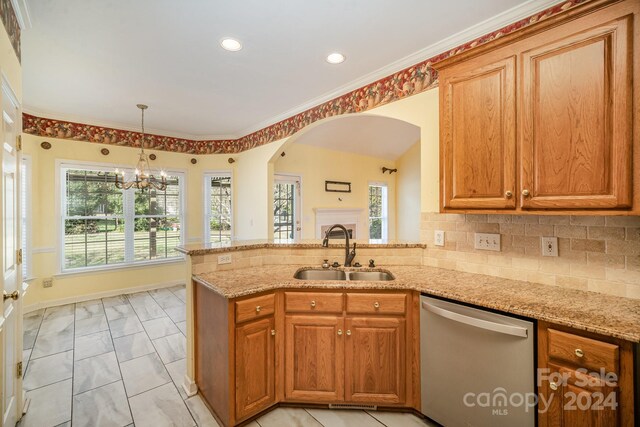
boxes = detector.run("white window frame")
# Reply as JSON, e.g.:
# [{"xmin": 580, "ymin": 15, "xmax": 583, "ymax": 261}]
[
  {"xmin": 57, "ymin": 159, "xmax": 186, "ymax": 274},
  {"xmin": 368, "ymin": 181, "xmax": 388, "ymax": 243},
  {"xmin": 203, "ymin": 171, "xmax": 233, "ymax": 244},
  {"xmin": 21, "ymin": 154, "xmax": 32, "ymax": 280}
]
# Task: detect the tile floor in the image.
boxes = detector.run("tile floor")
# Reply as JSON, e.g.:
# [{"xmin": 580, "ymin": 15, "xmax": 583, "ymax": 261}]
[{"xmin": 20, "ymin": 285, "xmax": 435, "ymax": 427}]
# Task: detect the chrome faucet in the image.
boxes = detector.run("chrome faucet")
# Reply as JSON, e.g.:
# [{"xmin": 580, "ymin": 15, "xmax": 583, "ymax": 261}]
[{"xmin": 322, "ymin": 224, "xmax": 356, "ymax": 267}]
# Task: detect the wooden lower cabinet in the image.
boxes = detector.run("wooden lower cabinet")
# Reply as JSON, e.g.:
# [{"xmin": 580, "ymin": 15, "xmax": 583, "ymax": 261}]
[
  {"xmin": 345, "ymin": 317, "xmax": 405, "ymax": 404},
  {"xmin": 538, "ymin": 322, "xmax": 635, "ymax": 427},
  {"xmin": 235, "ymin": 316, "xmax": 276, "ymax": 420},
  {"xmin": 284, "ymin": 315, "xmax": 344, "ymax": 402}
]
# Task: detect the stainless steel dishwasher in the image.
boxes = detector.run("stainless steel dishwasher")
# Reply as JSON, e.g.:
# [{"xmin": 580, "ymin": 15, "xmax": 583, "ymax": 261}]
[{"xmin": 420, "ymin": 295, "xmax": 535, "ymax": 427}]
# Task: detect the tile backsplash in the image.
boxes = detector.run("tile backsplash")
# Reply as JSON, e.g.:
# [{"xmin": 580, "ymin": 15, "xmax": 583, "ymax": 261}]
[{"xmin": 420, "ymin": 213, "xmax": 640, "ymax": 299}]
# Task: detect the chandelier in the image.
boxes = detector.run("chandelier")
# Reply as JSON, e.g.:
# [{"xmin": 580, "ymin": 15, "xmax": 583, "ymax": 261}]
[{"xmin": 115, "ymin": 104, "xmax": 167, "ymax": 191}]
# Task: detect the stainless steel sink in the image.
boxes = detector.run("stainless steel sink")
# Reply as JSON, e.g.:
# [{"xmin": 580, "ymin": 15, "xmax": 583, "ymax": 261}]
[
  {"xmin": 294, "ymin": 269, "xmax": 347, "ymax": 280},
  {"xmin": 348, "ymin": 271, "xmax": 395, "ymax": 281},
  {"xmin": 293, "ymin": 269, "xmax": 394, "ymax": 281}
]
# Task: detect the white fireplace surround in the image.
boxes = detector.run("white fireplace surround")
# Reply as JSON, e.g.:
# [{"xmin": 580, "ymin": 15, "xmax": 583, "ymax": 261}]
[{"xmin": 314, "ymin": 208, "xmax": 364, "ymax": 239}]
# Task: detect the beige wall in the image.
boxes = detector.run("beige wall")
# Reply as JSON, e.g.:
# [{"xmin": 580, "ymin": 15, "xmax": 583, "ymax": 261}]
[
  {"xmin": 396, "ymin": 141, "xmax": 421, "ymax": 241},
  {"xmin": 0, "ymin": 22, "xmax": 22, "ymax": 101},
  {"xmin": 22, "ymin": 134, "xmax": 234, "ymax": 307},
  {"xmin": 274, "ymin": 143, "xmax": 397, "ymax": 240}
]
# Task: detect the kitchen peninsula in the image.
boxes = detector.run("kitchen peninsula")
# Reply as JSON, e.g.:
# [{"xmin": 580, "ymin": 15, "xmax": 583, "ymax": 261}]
[{"xmin": 177, "ymin": 241, "xmax": 640, "ymax": 427}]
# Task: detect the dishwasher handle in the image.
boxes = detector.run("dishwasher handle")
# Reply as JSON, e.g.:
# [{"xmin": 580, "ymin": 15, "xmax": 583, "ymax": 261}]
[{"xmin": 422, "ymin": 301, "xmax": 528, "ymax": 338}]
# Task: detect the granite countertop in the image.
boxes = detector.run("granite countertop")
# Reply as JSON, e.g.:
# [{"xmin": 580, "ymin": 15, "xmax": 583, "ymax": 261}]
[
  {"xmin": 193, "ymin": 265, "xmax": 640, "ymax": 343},
  {"xmin": 176, "ymin": 240, "xmax": 426, "ymax": 255}
]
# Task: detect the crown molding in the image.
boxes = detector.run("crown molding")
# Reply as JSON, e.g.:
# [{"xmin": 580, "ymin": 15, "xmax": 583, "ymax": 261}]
[
  {"xmin": 10, "ymin": 0, "xmax": 31, "ymax": 29},
  {"xmin": 235, "ymin": 0, "xmax": 565, "ymax": 137},
  {"xmin": 22, "ymin": 106, "xmax": 239, "ymax": 141}
]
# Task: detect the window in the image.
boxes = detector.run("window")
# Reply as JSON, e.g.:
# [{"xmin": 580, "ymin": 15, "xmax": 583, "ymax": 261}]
[
  {"xmin": 273, "ymin": 175, "xmax": 300, "ymax": 241},
  {"xmin": 368, "ymin": 183, "xmax": 388, "ymax": 243},
  {"xmin": 61, "ymin": 164, "xmax": 184, "ymax": 271},
  {"xmin": 204, "ymin": 173, "xmax": 232, "ymax": 244},
  {"xmin": 21, "ymin": 156, "xmax": 31, "ymax": 279}
]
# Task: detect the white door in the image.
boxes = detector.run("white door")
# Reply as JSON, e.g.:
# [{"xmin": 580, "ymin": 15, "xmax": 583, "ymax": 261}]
[
  {"xmin": 273, "ymin": 174, "xmax": 301, "ymax": 241},
  {"xmin": 1, "ymin": 81, "xmax": 22, "ymax": 427}
]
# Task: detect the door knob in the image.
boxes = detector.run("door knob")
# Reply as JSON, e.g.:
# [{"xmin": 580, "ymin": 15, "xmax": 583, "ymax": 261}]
[
  {"xmin": 505, "ymin": 191, "xmax": 513, "ymax": 199},
  {"xmin": 337, "ymin": 329, "xmax": 343, "ymax": 336},
  {"xmin": 549, "ymin": 382, "xmax": 558, "ymax": 391},
  {"xmin": 255, "ymin": 305, "xmax": 261, "ymax": 313},
  {"xmin": 575, "ymin": 348, "xmax": 584, "ymax": 358},
  {"xmin": 346, "ymin": 330, "xmax": 351, "ymax": 336},
  {"xmin": 3, "ymin": 290, "xmax": 19, "ymax": 301},
  {"xmin": 373, "ymin": 302, "xmax": 380, "ymax": 309},
  {"xmin": 522, "ymin": 189, "xmax": 530, "ymax": 197},
  {"xmin": 271, "ymin": 329, "xmax": 276, "ymax": 336},
  {"xmin": 310, "ymin": 300, "xmax": 316, "ymax": 308}
]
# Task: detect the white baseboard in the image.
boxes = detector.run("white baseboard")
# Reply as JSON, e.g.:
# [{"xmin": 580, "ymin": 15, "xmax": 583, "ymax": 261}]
[
  {"xmin": 23, "ymin": 279, "xmax": 185, "ymax": 313},
  {"xmin": 182, "ymin": 374, "xmax": 198, "ymax": 397}
]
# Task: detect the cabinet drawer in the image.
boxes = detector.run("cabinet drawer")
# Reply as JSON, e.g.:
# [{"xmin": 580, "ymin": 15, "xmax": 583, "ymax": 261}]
[
  {"xmin": 346, "ymin": 293, "xmax": 406, "ymax": 315},
  {"xmin": 235, "ymin": 294, "xmax": 275, "ymax": 323},
  {"xmin": 548, "ymin": 329, "xmax": 619, "ymax": 373},
  {"xmin": 284, "ymin": 292, "xmax": 343, "ymax": 313}
]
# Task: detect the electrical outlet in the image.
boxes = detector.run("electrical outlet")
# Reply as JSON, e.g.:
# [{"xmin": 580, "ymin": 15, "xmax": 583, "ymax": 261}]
[
  {"xmin": 42, "ymin": 278, "xmax": 53, "ymax": 288},
  {"xmin": 434, "ymin": 230, "xmax": 445, "ymax": 247},
  {"xmin": 541, "ymin": 236, "xmax": 559, "ymax": 257},
  {"xmin": 474, "ymin": 233, "xmax": 501, "ymax": 252},
  {"xmin": 218, "ymin": 254, "xmax": 232, "ymax": 265}
]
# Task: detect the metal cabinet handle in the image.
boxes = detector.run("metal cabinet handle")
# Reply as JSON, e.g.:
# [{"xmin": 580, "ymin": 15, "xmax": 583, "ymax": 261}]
[
  {"xmin": 310, "ymin": 300, "xmax": 316, "ymax": 308},
  {"xmin": 346, "ymin": 330, "xmax": 351, "ymax": 336},
  {"xmin": 505, "ymin": 190, "xmax": 513, "ymax": 199},
  {"xmin": 337, "ymin": 329, "xmax": 343, "ymax": 336},
  {"xmin": 3, "ymin": 290, "xmax": 19, "ymax": 301},
  {"xmin": 255, "ymin": 305, "xmax": 261, "ymax": 313},
  {"xmin": 549, "ymin": 382, "xmax": 558, "ymax": 391},
  {"xmin": 373, "ymin": 302, "xmax": 380, "ymax": 309},
  {"xmin": 522, "ymin": 189, "xmax": 530, "ymax": 197},
  {"xmin": 575, "ymin": 348, "xmax": 584, "ymax": 358},
  {"xmin": 271, "ymin": 329, "xmax": 276, "ymax": 336}
]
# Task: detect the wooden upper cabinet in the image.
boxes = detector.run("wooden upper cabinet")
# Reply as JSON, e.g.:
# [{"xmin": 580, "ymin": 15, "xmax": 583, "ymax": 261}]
[
  {"xmin": 440, "ymin": 54, "xmax": 517, "ymax": 210},
  {"xmin": 344, "ymin": 317, "xmax": 406, "ymax": 404},
  {"xmin": 235, "ymin": 316, "xmax": 276, "ymax": 421},
  {"xmin": 284, "ymin": 315, "xmax": 344, "ymax": 402},
  {"xmin": 520, "ymin": 13, "xmax": 633, "ymax": 210}
]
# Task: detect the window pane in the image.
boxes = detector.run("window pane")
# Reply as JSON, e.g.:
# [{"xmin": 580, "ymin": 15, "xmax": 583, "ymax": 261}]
[
  {"xmin": 64, "ymin": 218, "xmax": 126, "ymax": 268},
  {"xmin": 209, "ymin": 176, "xmax": 232, "ymax": 243},
  {"xmin": 65, "ymin": 170, "xmax": 123, "ymax": 216},
  {"xmin": 369, "ymin": 186, "xmax": 382, "ymax": 218},
  {"xmin": 369, "ymin": 218, "xmax": 382, "ymax": 240},
  {"xmin": 273, "ymin": 182, "xmax": 295, "ymax": 240},
  {"xmin": 134, "ymin": 177, "xmax": 180, "ymax": 216},
  {"xmin": 133, "ymin": 217, "xmax": 181, "ymax": 261}
]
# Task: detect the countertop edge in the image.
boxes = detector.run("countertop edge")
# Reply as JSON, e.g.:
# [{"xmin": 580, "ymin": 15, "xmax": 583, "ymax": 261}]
[{"xmin": 177, "ymin": 241, "xmax": 427, "ymax": 255}]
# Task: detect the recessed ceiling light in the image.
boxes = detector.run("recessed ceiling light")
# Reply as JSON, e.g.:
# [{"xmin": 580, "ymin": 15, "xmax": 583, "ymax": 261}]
[
  {"xmin": 326, "ymin": 52, "xmax": 346, "ymax": 64},
  {"xmin": 220, "ymin": 38, "xmax": 242, "ymax": 52}
]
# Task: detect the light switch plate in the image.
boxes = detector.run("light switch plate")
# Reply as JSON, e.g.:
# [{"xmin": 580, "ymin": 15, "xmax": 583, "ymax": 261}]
[
  {"xmin": 474, "ymin": 233, "xmax": 501, "ymax": 251},
  {"xmin": 434, "ymin": 230, "xmax": 445, "ymax": 247},
  {"xmin": 541, "ymin": 236, "xmax": 558, "ymax": 257},
  {"xmin": 218, "ymin": 254, "xmax": 232, "ymax": 265}
]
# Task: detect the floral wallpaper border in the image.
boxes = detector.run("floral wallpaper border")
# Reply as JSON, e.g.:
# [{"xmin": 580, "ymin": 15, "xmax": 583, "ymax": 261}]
[
  {"xmin": 0, "ymin": 0, "xmax": 21, "ymax": 61},
  {"xmin": 23, "ymin": 0, "xmax": 586, "ymax": 155}
]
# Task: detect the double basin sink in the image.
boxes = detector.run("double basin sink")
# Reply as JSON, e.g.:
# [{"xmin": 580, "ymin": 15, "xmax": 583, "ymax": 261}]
[{"xmin": 294, "ymin": 269, "xmax": 394, "ymax": 281}]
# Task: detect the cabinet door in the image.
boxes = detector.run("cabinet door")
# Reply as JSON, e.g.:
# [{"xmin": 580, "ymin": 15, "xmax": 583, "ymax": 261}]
[
  {"xmin": 520, "ymin": 14, "xmax": 632, "ymax": 209},
  {"xmin": 284, "ymin": 315, "xmax": 344, "ymax": 402},
  {"xmin": 540, "ymin": 365, "xmax": 618, "ymax": 426},
  {"xmin": 440, "ymin": 54, "xmax": 517, "ymax": 210},
  {"xmin": 344, "ymin": 317, "xmax": 405, "ymax": 404},
  {"xmin": 235, "ymin": 317, "xmax": 276, "ymax": 420}
]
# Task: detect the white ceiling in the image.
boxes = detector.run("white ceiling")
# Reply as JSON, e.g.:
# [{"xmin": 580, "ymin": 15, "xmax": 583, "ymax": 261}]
[
  {"xmin": 293, "ymin": 115, "xmax": 420, "ymax": 161},
  {"xmin": 22, "ymin": 0, "xmax": 546, "ymax": 139}
]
